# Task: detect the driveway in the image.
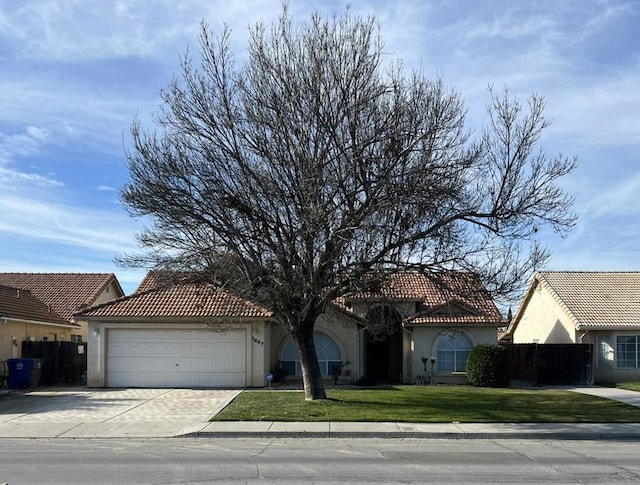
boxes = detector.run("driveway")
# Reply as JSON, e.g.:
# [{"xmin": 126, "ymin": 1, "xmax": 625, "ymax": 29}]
[{"xmin": 0, "ymin": 387, "xmax": 241, "ymax": 438}]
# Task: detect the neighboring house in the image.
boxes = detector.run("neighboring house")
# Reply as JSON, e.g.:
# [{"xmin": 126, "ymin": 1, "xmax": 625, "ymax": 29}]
[
  {"xmin": 78, "ymin": 271, "xmax": 503, "ymax": 389},
  {"xmin": 0, "ymin": 273, "xmax": 124, "ymax": 361},
  {"xmin": 502, "ymin": 271, "xmax": 640, "ymax": 383},
  {"xmin": 0, "ymin": 285, "xmax": 77, "ymax": 361}
]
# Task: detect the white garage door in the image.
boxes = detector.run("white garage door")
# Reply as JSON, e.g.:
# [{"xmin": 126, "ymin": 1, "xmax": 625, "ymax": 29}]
[{"xmin": 106, "ymin": 329, "xmax": 246, "ymax": 388}]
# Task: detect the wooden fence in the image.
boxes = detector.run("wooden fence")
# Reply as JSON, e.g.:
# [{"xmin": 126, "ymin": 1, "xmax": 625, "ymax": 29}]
[
  {"xmin": 21, "ymin": 340, "xmax": 87, "ymax": 386},
  {"xmin": 503, "ymin": 343, "xmax": 593, "ymax": 386}
]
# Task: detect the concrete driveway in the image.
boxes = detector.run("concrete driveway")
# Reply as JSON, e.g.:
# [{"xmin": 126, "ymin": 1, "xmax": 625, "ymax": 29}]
[{"xmin": 0, "ymin": 387, "xmax": 241, "ymax": 438}]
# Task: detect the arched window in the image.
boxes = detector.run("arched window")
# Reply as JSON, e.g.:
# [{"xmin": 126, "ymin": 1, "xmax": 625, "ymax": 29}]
[
  {"xmin": 437, "ymin": 331, "xmax": 472, "ymax": 372},
  {"xmin": 280, "ymin": 332, "xmax": 342, "ymax": 376}
]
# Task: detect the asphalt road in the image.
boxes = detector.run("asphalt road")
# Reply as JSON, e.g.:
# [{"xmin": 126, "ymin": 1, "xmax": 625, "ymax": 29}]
[{"xmin": 1, "ymin": 437, "xmax": 639, "ymax": 484}]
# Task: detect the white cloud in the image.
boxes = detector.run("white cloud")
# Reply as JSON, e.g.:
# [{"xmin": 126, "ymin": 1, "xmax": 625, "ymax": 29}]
[
  {"xmin": 546, "ymin": 70, "xmax": 640, "ymax": 148},
  {"xmin": 0, "ymin": 126, "xmax": 50, "ymax": 162},
  {"xmin": 0, "ymin": 126, "xmax": 64, "ymax": 189},
  {"xmin": 0, "ymin": 167, "xmax": 63, "ymax": 189},
  {"xmin": 0, "ymin": 0, "xmax": 285, "ymax": 63},
  {"xmin": 97, "ymin": 185, "xmax": 117, "ymax": 191},
  {"xmin": 584, "ymin": 172, "xmax": 640, "ymax": 218},
  {"xmin": 0, "ymin": 194, "xmax": 139, "ymax": 254},
  {"xmin": 25, "ymin": 125, "xmax": 50, "ymax": 141}
]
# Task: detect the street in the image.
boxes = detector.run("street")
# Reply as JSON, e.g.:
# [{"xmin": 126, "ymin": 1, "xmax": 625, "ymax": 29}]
[{"xmin": 1, "ymin": 438, "xmax": 639, "ymax": 484}]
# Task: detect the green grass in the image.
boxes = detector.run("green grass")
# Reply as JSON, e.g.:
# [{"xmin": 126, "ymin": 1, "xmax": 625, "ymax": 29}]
[
  {"xmin": 614, "ymin": 382, "xmax": 640, "ymax": 392},
  {"xmin": 595, "ymin": 382, "xmax": 640, "ymax": 392},
  {"xmin": 211, "ymin": 385, "xmax": 640, "ymax": 423}
]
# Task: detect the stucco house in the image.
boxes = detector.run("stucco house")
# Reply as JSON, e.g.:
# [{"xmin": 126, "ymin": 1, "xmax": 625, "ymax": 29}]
[
  {"xmin": 0, "ymin": 273, "xmax": 124, "ymax": 362},
  {"xmin": 78, "ymin": 271, "xmax": 503, "ymax": 388},
  {"xmin": 502, "ymin": 271, "xmax": 640, "ymax": 383}
]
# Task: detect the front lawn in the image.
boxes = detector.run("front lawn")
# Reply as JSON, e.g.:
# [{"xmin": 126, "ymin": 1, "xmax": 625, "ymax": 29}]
[{"xmin": 212, "ymin": 385, "xmax": 640, "ymax": 423}]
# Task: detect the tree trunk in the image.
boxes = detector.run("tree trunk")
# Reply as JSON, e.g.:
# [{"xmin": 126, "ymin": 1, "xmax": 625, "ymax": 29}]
[{"xmin": 292, "ymin": 321, "xmax": 327, "ymax": 400}]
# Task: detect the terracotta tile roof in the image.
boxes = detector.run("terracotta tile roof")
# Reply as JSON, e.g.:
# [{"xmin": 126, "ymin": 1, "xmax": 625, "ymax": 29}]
[
  {"xmin": 344, "ymin": 271, "xmax": 503, "ymax": 326},
  {"xmin": 533, "ymin": 271, "xmax": 640, "ymax": 329},
  {"xmin": 80, "ymin": 270, "xmax": 499, "ymax": 325},
  {"xmin": 0, "ymin": 273, "xmax": 122, "ymax": 322},
  {"xmin": 0, "ymin": 285, "xmax": 76, "ymax": 327},
  {"xmin": 134, "ymin": 271, "xmax": 170, "ymax": 293},
  {"xmin": 77, "ymin": 280, "xmax": 273, "ymax": 319}
]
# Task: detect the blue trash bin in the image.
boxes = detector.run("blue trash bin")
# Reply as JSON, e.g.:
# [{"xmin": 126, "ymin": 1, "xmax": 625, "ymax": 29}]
[{"xmin": 7, "ymin": 358, "xmax": 33, "ymax": 389}]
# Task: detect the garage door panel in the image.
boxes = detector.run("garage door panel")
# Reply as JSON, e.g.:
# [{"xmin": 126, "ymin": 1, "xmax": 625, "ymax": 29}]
[{"xmin": 106, "ymin": 329, "xmax": 246, "ymax": 388}]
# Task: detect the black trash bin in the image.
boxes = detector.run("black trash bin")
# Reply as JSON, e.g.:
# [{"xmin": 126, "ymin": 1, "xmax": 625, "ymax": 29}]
[
  {"xmin": 7, "ymin": 358, "xmax": 33, "ymax": 389},
  {"xmin": 30, "ymin": 358, "xmax": 43, "ymax": 387}
]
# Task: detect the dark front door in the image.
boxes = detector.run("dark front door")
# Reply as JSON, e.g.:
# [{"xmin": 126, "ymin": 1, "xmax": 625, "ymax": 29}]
[{"xmin": 366, "ymin": 331, "xmax": 403, "ymax": 383}]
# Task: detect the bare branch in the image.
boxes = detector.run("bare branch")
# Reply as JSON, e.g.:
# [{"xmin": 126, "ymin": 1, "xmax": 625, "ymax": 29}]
[{"xmin": 119, "ymin": 7, "xmax": 577, "ymax": 399}]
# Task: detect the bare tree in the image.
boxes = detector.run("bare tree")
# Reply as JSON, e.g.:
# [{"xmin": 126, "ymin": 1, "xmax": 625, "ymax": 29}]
[{"xmin": 120, "ymin": 6, "xmax": 576, "ymax": 400}]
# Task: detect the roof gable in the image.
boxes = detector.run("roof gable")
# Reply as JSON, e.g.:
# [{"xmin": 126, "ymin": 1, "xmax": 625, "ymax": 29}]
[
  {"xmin": 0, "ymin": 273, "xmax": 123, "ymax": 322},
  {"xmin": 428, "ymin": 299, "xmax": 480, "ymax": 317}
]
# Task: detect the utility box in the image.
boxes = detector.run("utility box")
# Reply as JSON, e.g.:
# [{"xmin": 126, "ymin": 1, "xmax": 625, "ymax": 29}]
[{"xmin": 7, "ymin": 358, "xmax": 33, "ymax": 389}]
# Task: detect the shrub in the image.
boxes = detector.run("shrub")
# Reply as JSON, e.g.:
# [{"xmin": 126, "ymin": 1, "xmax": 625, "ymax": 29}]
[
  {"xmin": 466, "ymin": 344, "xmax": 510, "ymax": 387},
  {"xmin": 271, "ymin": 363, "xmax": 289, "ymax": 383}
]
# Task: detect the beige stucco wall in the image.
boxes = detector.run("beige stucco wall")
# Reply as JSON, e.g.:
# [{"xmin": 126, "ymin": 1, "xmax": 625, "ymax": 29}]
[
  {"xmin": 579, "ymin": 329, "xmax": 640, "ymax": 383},
  {"xmin": 92, "ymin": 281, "xmax": 124, "ymax": 306},
  {"xmin": 0, "ymin": 319, "xmax": 76, "ymax": 361},
  {"xmin": 410, "ymin": 325, "xmax": 499, "ymax": 384},
  {"xmin": 86, "ymin": 319, "xmax": 268, "ymax": 388},
  {"xmin": 512, "ymin": 284, "xmax": 578, "ymax": 344}
]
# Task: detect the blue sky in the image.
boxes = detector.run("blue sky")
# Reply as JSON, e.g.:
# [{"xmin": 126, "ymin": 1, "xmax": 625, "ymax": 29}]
[{"xmin": 0, "ymin": 0, "xmax": 638, "ymax": 295}]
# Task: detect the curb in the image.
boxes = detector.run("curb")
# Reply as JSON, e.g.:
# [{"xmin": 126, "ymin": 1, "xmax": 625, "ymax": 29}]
[{"xmin": 181, "ymin": 430, "xmax": 640, "ymax": 441}]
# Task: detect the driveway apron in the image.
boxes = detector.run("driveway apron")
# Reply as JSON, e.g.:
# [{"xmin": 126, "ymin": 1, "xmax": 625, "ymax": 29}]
[{"xmin": 0, "ymin": 388, "xmax": 241, "ymax": 438}]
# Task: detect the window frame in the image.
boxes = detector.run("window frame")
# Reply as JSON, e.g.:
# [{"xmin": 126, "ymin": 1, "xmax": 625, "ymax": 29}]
[
  {"xmin": 616, "ymin": 334, "xmax": 639, "ymax": 369},
  {"xmin": 436, "ymin": 330, "xmax": 473, "ymax": 373},
  {"xmin": 280, "ymin": 331, "xmax": 343, "ymax": 377}
]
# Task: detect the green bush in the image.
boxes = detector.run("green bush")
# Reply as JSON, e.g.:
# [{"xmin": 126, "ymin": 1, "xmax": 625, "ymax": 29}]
[{"xmin": 466, "ymin": 344, "xmax": 510, "ymax": 387}]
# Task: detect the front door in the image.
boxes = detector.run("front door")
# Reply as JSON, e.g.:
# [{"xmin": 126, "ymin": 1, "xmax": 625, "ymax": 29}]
[{"xmin": 365, "ymin": 330, "xmax": 403, "ymax": 383}]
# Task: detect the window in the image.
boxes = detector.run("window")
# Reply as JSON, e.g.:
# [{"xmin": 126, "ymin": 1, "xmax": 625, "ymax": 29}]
[
  {"xmin": 71, "ymin": 334, "xmax": 83, "ymax": 343},
  {"xmin": 437, "ymin": 331, "xmax": 472, "ymax": 372},
  {"xmin": 616, "ymin": 335, "xmax": 639, "ymax": 368},
  {"xmin": 280, "ymin": 332, "xmax": 342, "ymax": 376}
]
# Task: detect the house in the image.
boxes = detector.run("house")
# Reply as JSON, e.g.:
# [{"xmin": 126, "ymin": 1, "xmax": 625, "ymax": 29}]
[
  {"xmin": 78, "ymin": 271, "xmax": 504, "ymax": 388},
  {"xmin": 502, "ymin": 271, "xmax": 640, "ymax": 383},
  {"xmin": 0, "ymin": 285, "xmax": 77, "ymax": 361},
  {"xmin": 0, "ymin": 273, "xmax": 124, "ymax": 361}
]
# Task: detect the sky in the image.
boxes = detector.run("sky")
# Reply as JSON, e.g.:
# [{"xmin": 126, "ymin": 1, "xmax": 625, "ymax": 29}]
[{"xmin": 0, "ymin": 0, "xmax": 638, "ymax": 296}]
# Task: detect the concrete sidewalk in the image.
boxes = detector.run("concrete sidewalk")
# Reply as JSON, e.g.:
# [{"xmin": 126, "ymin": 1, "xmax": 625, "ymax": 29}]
[{"xmin": 191, "ymin": 421, "xmax": 640, "ymax": 440}]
